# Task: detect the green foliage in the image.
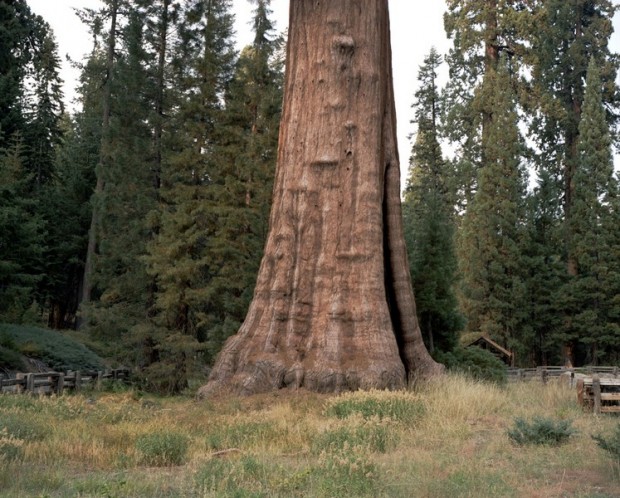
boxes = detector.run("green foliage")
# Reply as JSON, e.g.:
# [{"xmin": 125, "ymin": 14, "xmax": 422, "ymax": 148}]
[
  {"xmin": 436, "ymin": 346, "xmax": 507, "ymax": 384},
  {"xmin": 507, "ymin": 417, "xmax": 575, "ymax": 446},
  {"xmin": 0, "ymin": 323, "xmax": 105, "ymax": 371},
  {"xmin": 592, "ymin": 424, "xmax": 620, "ymax": 464},
  {"xmin": 403, "ymin": 48, "xmax": 463, "ymax": 354},
  {"xmin": 324, "ymin": 391, "xmax": 425, "ymax": 423},
  {"xmin": 559, "ymin": 59, "xmax": 620, "ymax": 364},
  {"xmin": 135, "ymin": 431, "xmax": 188, "ymax": 467},
  {"xmin": 457, "ymin": 57, "xmax": 529, "ymax": 351}
]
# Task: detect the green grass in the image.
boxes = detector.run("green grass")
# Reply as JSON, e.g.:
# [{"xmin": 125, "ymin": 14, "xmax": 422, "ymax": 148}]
[
  {"xmin": 0, "ymin": 323, "xmax": 106, "ymax": 371},
  {"xmin": 0, "ymin": 374, "xmax": 618, "ymax": 497}
]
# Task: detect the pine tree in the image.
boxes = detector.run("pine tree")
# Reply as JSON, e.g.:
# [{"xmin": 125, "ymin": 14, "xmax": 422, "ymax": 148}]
[
  {"xmin": 403, "ymin": 48, "xmax": 462, "ymax": 354},
  {"xmin": 443, "ymin": 0, "xmax": 531, "ymax": 213},
  {"xmin": 143, "ymin": 0, "xmax": 236, "ymax": 392},
  {"xmin": 522, "ymin": 170, "xmax": 566, "ymax": 365},
  {"xmin": 561, "ymin": 59, "xmax": 620, "ymax": 364},
  {"xmin": 0, "ymin": 138, "xmax": 45, "ymax": 321},
  {"xmin": 458, "ymin": 57, "xmax": 528, "ymax": 358},
  {"xmin": 40, "ymin": 38, "xmax": 106, "ymax": 329},
  {"xmin": 86, "ymin": 8, "xmax": 157, "ymax": 344},
  {"xmin": 201, "ymin": 0, "xmax": 283, "ymax": 358},
  {"xmin": 528, "ymin": 1, "xmax": 618, "ymax": 365},
  {"xmin": 81, "ymin": 0, "xmax": 121, "ymax": 312}
]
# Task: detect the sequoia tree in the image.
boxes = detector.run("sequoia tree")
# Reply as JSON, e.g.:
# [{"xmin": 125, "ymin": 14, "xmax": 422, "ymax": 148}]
[{"xmin": 199, "ymin": 0, "xmax": 442, "ymax": 397}]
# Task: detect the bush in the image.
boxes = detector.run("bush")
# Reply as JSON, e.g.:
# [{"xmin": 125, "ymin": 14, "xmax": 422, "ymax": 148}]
[
  {"xmin": 436, "ymin": 347, "xmax": 507, "ymax": 384},
  {"xmin": 592, "ymin": 424, "xmax": 620, "ymax": 464},
  {"xmin": 507, "ymin": 417, "xmax": 575, "ymax": 446},
  {"xmin": 0, "ymin": 323, "xmax": 105, "ymax": 371},
  {"xmin": 135, "ymin": 432, "xmax": 189, "ymax": 466}
]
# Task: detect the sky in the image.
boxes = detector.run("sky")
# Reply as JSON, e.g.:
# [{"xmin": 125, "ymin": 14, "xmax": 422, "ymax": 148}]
[{"xmin": 27, "ymin": 0, "xmax": 619, "ymax": 180}]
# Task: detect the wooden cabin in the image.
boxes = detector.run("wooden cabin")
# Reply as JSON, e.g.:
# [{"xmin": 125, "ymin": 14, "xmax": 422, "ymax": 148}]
[{"xmin": 466, "ymin": 335, "xmax": 514, "ymax": 366}]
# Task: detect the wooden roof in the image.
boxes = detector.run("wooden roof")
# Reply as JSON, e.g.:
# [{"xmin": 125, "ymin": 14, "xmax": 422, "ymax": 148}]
[{"xmin": 466, "ymin": 335, "xmax": 513, "ymax": 361}]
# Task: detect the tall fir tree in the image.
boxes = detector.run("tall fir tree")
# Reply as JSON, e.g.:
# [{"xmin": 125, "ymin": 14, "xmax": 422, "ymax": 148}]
[
  {"xmin": 202, "ymin": 0, "xmax": 283, "ymax": 358},
  {"xmin": 560, "ymin": 59, "xmax": 620, "ymax": 364},
  {"xmin": 528, "ymin": 0, "xmax": 618, "ymax": 365},
  {"xmin": 443, "ymin": 0, "xmax": 531, "ymax": 214},
  {"xmin": 143, "ymin": 0, "xmax": 237, "ymax": 392},
  {"xmin": 403, "ymin": 48, "xmax": 463, "ymax": 354},
  {"xmin": 86, "ymin": 8, "xmax": 157, "ymax": 345},
  {"xmin": 0, "ymin": 138, "xmax": 45, "ymax": 321},
  {"xmin": 458, "ymin": 57, "xmax": 529, "ymax": 359}
]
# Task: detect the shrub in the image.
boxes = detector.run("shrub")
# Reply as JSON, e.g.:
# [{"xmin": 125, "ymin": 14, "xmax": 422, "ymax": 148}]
[
  {"xmin": 324, "ymin": 389, "xmax": 425, "ymax": 423},
  {"xmin": 592, "ymin": 424, "xmax": 620, "ymax": 464},
  {"xmin": 507, "ymin": 417, "xmax": 575, "ymax": 446},
  {"xmin": 436, "ymin": 347, "xmax": 507, "ymax": 384},
  {"xmin": 135, "ymin": 432, "xmax": 188, "ymax": 466},
  {"xmin": 0, "ymin": 324, "xmax": 105, "ymax": 371}
]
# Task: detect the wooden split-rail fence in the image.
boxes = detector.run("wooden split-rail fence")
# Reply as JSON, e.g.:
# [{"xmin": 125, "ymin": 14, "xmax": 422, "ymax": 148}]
[
  {"xmin": 507, "ymin": 366, "xmax": 620, "ymax": 384},
  {"xmin": 507, "ymin": 366, "xmax": 620, "ymax": 414},
  {"xmin": 0, "ymin": 368, "xmax": 130, "ymax": 396},
  {"xmin": 577, "ymin": 376, "xmax": 620, "ymax": 414}
]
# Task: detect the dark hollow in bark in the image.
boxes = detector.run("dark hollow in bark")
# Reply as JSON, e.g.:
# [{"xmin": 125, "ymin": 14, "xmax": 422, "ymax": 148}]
[{"xmin": 198, "ymin": 0, "xmax": 442, "ymax": 397}]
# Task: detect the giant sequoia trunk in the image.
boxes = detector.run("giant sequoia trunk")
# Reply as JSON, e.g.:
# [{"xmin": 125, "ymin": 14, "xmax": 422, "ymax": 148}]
[{"xmin": 199, "ymin": 0, "xmax": 442, "ymax": 397}]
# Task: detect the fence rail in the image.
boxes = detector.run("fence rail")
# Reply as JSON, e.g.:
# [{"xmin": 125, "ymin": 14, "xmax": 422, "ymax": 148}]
[
  {"xmin": 507, "ymin": 366, "xmax": 620, "ymax": 383},
  {"xmin": 0, "ymin": 368, "xmax": 130, "ymax": 395}
]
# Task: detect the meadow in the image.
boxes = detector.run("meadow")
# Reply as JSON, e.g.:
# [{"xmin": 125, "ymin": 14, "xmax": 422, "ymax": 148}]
[{"xmin": 0, "ymin": 375, "xmax": 618, "ymax": 497}]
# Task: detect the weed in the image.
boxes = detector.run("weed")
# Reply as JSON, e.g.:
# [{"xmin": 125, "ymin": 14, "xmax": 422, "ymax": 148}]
[
  {"xmin": 0, "ymin": 430, "xmax": 24, "ymax": 462},
  {"xmin": 312, "ymin": 418, "xmax": 392, "ymax": 454},
  {"xmin": 206, "ymin": 421, "xmax": 280, "ymax": 451},
  {"xmin": 314, "ymin": 444, "xmax": 378, "ymax": 497},
  {"xmin": 592, "ymin": 423, "xmax": 620, "ymax": 464},
  {"xmin": 0, "ymin": 412, "xmax": 47, "ymax": 441},
  {"xmin": 507, "ymin": 416, "xmax": 575, "ymax": 446},
  {"xmin": 324, "ymin": 389, "xmax": 425, "ymax": 423},
  {"xmin": 135, "ymin": 431, "xmax": 188, "ymax": 466}
]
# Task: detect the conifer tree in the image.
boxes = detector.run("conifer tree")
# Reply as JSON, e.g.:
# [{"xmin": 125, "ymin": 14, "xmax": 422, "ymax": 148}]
[
  {"xmin": 202, "ymin": 0, "xmax": 283, "ymax": 358},
  {"xmin": 0, "ymin": 139, "xmax": 44, "ymax": 321},
  {"xmin": 443, "ymin": 0, "xmax": 530, "ymax": 212},
  {"xmin": 143, "ymin": 0, "xmax": 236, "ymax": 392},
  {"xmin": 528, "ymin": 0, "xmax": 618, "ymax": 364},
  {"xmin": 458, "ymin": 57, "xmax": 528, "ymax": 358},
  {"xmin": 403, "ymin": 48, "xmax": 462, "ymax": 354},
  {"xmin": 521, "ymin": 169, "xmax": 566, "ymax": 365},
  {"xmin": 561, "ymin": 59, "xmax": 620, "ymax": 364},
  {"xmin": 40, "ymin": 37, "xmax": 106, "ymax": 329},
  {"xmin": 86, "ymin": 9, "xmax": 157, "ymax": 343}
]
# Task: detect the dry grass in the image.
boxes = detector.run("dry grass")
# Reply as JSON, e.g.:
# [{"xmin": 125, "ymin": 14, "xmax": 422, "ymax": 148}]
[{"xmin": 0, "ymin": 374, "xmax": 618, "ymax": 497}]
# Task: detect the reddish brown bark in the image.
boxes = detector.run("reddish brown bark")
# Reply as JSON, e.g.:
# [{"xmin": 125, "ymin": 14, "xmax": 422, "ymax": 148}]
[{"xmin": 198, "ymin": 0, "xmax": 442, "ymax": 397}]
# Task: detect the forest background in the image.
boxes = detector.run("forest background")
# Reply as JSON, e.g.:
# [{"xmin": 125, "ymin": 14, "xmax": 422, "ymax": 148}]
[{"xmin": 1, "ymin": 0, "xmax": 620, "ymax": 393}]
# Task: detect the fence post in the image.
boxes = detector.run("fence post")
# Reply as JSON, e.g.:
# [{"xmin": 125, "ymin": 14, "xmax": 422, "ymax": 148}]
[
  {"xmin": 592, "ymin": 375, "xmax": 601, "ymax": 415},
  {"xmin": 96, "ymin": 371, "xmax": 103, "ymax": 390},
  {"xmin": 577, "ymin": 379, "xmax": 585, "ymax": 406},
  {"xmin": 74, "ymin": 371, "xmax": 82, "ymax": 393},
  {"xmin": 541, "ymin": 369, "xmax": 548, "ymax": 385},
  {"xmin": 25, "ymin": 373, "xmax": 35, "ymax": 393},
  {"xmin": 15, "ymin": 373, "xmax": 25, "ymax": 394},
  {"xmin": 55, "ymin": 373, "xmax": 65, "ymax": 395}
]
